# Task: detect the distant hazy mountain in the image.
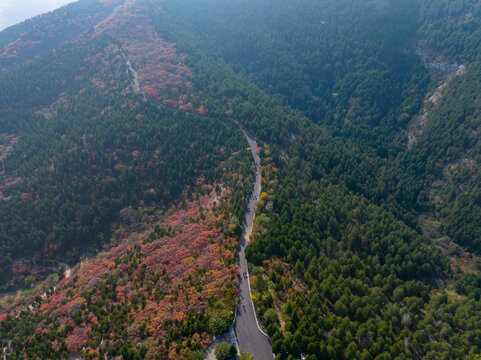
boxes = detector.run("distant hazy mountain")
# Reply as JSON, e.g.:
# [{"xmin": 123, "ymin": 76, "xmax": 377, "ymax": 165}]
[{"xmin": 0, "ymin": 0, "xmax": 74, "ymax": 31}]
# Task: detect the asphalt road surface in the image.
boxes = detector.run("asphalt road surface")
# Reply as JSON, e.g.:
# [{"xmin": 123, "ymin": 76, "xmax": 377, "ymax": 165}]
[
  {"xmin": 127, "ymin": 61, "xmax": 273, "ymax": 358},
  {"xmin": 234, "ymin": 132, "xmax": 274, "ymax": 360}
]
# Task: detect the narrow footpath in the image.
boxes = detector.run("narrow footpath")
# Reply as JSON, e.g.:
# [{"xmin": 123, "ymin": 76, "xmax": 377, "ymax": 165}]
[{"xmin": 234, "ymin": 132, "xmax": 274, "ymax": 360}]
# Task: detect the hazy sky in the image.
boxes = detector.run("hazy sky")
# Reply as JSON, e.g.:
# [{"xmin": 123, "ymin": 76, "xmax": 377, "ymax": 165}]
[{"xmin": 0, "ymin": 0, "xmax": 74, "ymax": 31}]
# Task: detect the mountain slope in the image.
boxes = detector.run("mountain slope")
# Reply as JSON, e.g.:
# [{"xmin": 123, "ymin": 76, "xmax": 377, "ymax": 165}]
[
  {"xmin": 1, "ymin": 0, "xmax": 481, "ymax": 359},
  {"xmin": 0, "ymin": 3, "xmax": 251, "ymax": 357}
]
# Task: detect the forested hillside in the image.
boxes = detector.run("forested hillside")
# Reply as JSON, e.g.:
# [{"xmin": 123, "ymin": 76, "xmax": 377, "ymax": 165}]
[
  {"xmin": 407, "ymin": 0, "xmax": 481, "ymax": 255},
  {"xmin": 0, "ymin": 31, "xmax": 245, "ymax": 280},
  {"xmin": 147, "ymin": 0, "xmax": 481, "ymax": 358},
  {"xmin": 0, "ymin": 0, "xmax": 481, "ymax": 359}
]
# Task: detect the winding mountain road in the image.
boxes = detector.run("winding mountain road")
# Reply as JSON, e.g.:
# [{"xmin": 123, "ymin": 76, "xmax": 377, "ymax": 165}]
[
  {"xmin": 126, "ymin": 58, "xmax": 273, "ymax": 359},
  {"xmin": 234, "ymin": 132, "xmax": 273, "ymax": 360}
]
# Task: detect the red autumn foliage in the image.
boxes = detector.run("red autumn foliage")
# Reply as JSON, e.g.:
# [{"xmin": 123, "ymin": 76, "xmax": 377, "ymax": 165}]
[
  {"xmin": 28, "ymin": 161, "xmax": 240, "ymax": 355},
  {"xmin": 66, "ymin": 326, "xmax": 88, "ymax": 352},
  {"xmin": 20, "ymin": 193, "xmax": 33, "ymax": 200},
  {"xmin": 95, "ymin": 0, "xmax": 192, "ymax": 102}
]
